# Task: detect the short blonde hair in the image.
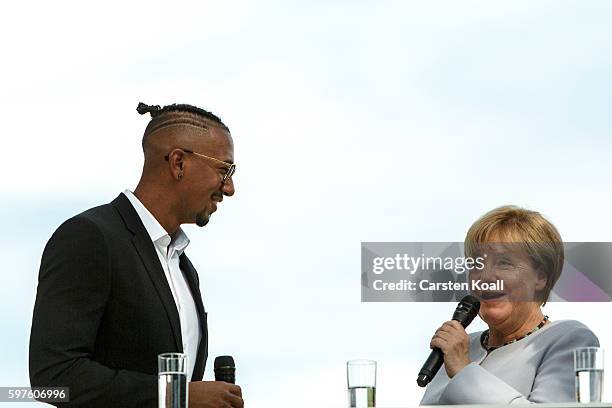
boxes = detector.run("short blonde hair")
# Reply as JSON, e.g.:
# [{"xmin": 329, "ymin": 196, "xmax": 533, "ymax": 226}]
[{"xmin": 464, "ymin": 205, "xmax": 564, "ymax": 305}]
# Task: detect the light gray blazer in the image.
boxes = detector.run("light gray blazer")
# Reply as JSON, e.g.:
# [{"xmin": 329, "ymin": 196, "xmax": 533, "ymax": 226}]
[{"xmin": 420, "ymin": 320, "xmax": 599, "ymax": 405}]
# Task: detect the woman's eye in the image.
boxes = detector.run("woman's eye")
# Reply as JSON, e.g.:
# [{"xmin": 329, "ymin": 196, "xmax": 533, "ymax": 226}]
[{"xmin": 497, "ymin": 259, "xmax": 513, "ymax": 267}]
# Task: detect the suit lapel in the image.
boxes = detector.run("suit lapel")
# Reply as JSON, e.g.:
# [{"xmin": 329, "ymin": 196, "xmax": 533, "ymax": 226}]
[
  {"xmin": 111, "ymin": 194, "xmax": 183, "ymax": 352},
  {"xmin": 180, "ymin": 254, "xmax": 208, "ymax": 381}
]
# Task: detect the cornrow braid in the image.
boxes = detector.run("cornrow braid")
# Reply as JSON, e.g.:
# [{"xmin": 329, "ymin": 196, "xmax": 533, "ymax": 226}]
[
  {"xmin": 137, "ymin": 102, "xmax": 227, "ymax": 130},
  {"xmin": 138, "ymin": 102, "xmax": 230, "ymax": 151},
  {"xmin": 136, "ymin": 102, "xmax": 161, "ymax": 116}
]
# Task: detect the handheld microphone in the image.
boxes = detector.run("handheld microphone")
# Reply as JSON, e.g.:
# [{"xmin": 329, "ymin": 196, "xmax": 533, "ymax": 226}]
[
  {"xmin": 214, "ymin": 355, "xmax": 236, "ymax": 384},
  {"xmin": 416, "ymin": 295, "xmax": 480, "ymax": 387}
]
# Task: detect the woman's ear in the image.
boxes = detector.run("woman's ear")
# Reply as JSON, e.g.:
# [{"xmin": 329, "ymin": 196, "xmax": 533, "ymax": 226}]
[{"xmin": 535, "ymin": 268, "xmax": 548, "ymax": 292}]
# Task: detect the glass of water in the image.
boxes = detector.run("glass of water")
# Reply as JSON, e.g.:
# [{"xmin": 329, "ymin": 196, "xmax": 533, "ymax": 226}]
[
  {"xmin": 575, "ymin": 347, "xmax": 604, "ymax": 403},
  {"xmin": 347, "ymin": 360, "xmax": 376, "ymax": 407},
  {"xmin": 158, "ymin": 353, "xmax": 188, "ymax": 408}
]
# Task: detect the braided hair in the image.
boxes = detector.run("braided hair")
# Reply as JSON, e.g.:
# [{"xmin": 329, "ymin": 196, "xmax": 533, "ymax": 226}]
[
  {"xmin": 137, "ymin": 102, "xmax": 229, "ymax": 150},
  {"xmin": 137, "ymin": 102, "xmax": 226, "ymax": 127}
]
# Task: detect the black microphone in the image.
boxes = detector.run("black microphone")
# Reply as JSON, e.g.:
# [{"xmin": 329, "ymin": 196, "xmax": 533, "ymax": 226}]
[
  {"xmin": 416, "ymin": 295, "xmax": 480, "ymax": 387},
  {"xmin": 214, "ymin": 355, "xmax": 235, "ymax": 384}
]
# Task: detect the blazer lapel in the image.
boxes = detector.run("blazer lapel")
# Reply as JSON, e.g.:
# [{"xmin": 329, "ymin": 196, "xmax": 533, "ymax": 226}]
[
  {"xmin": 180, "ymin": 254, "xmax": 208, "ymax": 381},
  {"xmin": 111, "ymin": 193, "xmax": 183, "ymax": 352}
]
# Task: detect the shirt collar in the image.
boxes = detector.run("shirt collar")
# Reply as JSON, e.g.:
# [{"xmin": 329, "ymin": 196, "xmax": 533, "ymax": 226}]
[{"xmin": 123, "ymin": 189, "xmax": 190, "ymax": 256}]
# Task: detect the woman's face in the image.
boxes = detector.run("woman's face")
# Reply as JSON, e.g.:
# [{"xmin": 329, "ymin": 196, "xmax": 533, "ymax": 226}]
[{"xmin": 469, "ymin": 243, "xmax": 547, "ymax": 328}]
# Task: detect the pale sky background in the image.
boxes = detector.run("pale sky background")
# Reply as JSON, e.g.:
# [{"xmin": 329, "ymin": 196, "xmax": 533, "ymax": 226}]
[{"xmin": 1, "ymin": 1, "xmax": 612, "ymax": 407}]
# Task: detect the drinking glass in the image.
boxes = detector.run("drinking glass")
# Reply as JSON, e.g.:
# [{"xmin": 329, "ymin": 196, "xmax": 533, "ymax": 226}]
[
  {"xmin": 575, "ymin": 347, "xmax": 604, "ymax": 403},
  {"xmin": 158, "ymin": 353, "xmax": 188, "ymax": 408},
  {"xmin": 347, "ymin": 360, "xmax": 376, "ymax": 407}
]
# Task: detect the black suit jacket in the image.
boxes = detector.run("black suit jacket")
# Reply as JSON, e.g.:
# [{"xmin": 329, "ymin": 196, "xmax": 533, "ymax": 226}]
[{"xmin": 30, "ymin": 193, "xmax": 208, "ymax": 407}]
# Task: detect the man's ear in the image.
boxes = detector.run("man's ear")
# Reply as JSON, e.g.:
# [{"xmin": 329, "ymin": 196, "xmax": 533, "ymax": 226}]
[{"xmin": 165, "ymin": 148, "xmax": 187, "ymax": 180}]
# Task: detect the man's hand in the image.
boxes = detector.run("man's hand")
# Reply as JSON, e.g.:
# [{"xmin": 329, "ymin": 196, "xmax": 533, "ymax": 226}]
[
  {"xmin": 430, "ymin": 320, "xmax": 470, "ymax": 378},
  {"xmin": 189, "ymin": 381, "xmax": 244, "ymax": 408}
]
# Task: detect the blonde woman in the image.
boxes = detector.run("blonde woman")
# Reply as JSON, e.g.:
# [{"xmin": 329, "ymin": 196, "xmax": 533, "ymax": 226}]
[{"xmin": 420, "ymin": 206, "xmax": 599, "ymax": 405}]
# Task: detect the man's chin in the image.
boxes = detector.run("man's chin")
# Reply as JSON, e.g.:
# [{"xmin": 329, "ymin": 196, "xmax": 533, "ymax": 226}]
[{"xmin": 195, "ymin": 213, "xmax": 210, "ymax": 227}]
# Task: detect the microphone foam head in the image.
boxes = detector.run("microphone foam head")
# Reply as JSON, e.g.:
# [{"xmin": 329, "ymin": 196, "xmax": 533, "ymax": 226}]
[
  {"xmin": 214, "ymin": 355, "xmax": 235, "ymax": 369},
  {"xmin": 452, "ymin": 295, "xmax": 481, "ymax": 327},
  {"xmin": 461, "ymin": 294, "xmax": 480, "ymax": 308}
]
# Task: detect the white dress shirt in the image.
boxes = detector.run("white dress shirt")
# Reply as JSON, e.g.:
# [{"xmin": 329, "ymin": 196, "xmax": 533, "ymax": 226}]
[{"xmin": 123, "ymin": 190, "xmax": 201, "ymax": 380}]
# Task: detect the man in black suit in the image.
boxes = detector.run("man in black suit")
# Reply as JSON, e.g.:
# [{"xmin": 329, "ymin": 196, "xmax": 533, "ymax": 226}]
[{"xmin": 29, "ymin": 103, "xmax": 243, "ymax": 408}]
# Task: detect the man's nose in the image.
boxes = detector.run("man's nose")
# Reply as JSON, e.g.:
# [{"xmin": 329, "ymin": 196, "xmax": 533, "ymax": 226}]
[{"xmin": 222, "ymin": 177, "xmax": 235, "ymax": 196}]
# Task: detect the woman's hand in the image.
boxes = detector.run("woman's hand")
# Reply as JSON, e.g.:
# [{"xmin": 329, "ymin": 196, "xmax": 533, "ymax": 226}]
[{"xmin": 430, "ymin": 320, "xmax": 471, "ymax": 378}]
